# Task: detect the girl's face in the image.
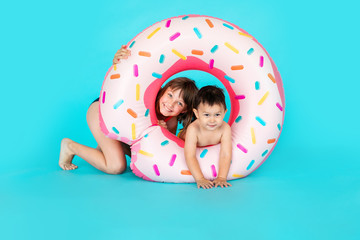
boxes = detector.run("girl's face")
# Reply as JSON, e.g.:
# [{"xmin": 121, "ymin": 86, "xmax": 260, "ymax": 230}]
[{"xmin": 158, "ymin": 88, "xmax": 187, "ymax": 117}]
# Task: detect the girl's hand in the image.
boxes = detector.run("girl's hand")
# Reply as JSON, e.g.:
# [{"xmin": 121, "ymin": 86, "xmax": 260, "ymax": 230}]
[
  {"xmin": 113, "ymin": 45, "xmax": 131, "ymax": 64},
  {"xmin": 196, "ymin": 178, "xmax": 214, "ymax": 189},
  {"xmin": 158, "ymin": 120, "xmax": 167, "ymax": 129},
  {"xmin": 213, "ymin": 177, "xmax": 232, "ymax": 188}
]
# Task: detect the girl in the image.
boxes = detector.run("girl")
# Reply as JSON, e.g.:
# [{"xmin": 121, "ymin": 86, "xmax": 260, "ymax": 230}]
[{"xmin": 59, "ymin": 46, "xmax": 198, "ymax": 174}]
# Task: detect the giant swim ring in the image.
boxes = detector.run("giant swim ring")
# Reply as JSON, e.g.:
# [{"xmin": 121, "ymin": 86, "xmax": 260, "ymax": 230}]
[{"xmin": 99, "ymin": 15, "xmax": 285, "ymax": 183}]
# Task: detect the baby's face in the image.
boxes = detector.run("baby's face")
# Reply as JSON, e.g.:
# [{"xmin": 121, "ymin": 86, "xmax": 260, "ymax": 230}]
[{"xmin": 194, "ymin": 103, "xmax": 226, "ymax": 131}]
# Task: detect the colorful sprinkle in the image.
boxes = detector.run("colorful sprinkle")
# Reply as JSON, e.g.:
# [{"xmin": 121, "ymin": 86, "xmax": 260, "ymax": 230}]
[
  {"xmin": 136, "ymin": 84, "xmax": 140, "ymax": 101},
  {"xmin": 102, "ymin": 91, "xmax": 106, "ymax": 103},
  {"xmin": 205, "ymin": 19, "xmax": 214, "ymax": 28},
  {"xmin": 172, "ymin": 49, "xmax": 187, "ymax": 60},
  {"xmin": 247, "ymin": 48, "xmax": 254, "ymax": 55},
  {"xmin": 193, "ymin": 27, "xmax": 202, "ymax": 39},
  {"xmin": 169, "ymin": 32, "xmax": 180, "ymax": 41},
  {"xmin": 113, "ymin": 99, "xmax": 124, "ymax": 109},
  {"xmin": 166, "ymin": 20, "xmax": 171, "ymax": 28},
  {"xmin": 209, "ymin": 59, "xmax": 214, "ymax": 69},
  {"xmin": 145, "ymin": 109, "xmax": 150, "ymax": 117},
  {"xmin": 129, "ymin": 41, "xmax": 135, "ymax": 48},
  {"xmin": 110, "ymin": 74, "xmax": 120, "ymax": 79},
  {"xmin": 133, "ymin": 64, "xmax": 138, "ymax": 77},
  {"xmin": 238, "ymin": 32, "xmax": 252, "ymax": 38},
  {"xmin": 113, "ymin": 65, "xmax": 117, "ymax": 71},
  {"xmin": 223, "ymin": 23, "xmax": 234, "ymax": 30},
  {"xmin": 251, "ymin": 127, "xmax": 256, "ymax": 144},
  {"xmin": 139, "ymin": 150, "xmax": 154, "ymax": 157},
  {"xmin": 211, "ymin": 165, "xmax": 217, "ymax": 177},
  {"xmin": 235, "ymin": 116, "xmax": 242, "ymax": 123},
  {"xmin": 224, "ymin": 75, "xmax": 235, "ymax": 83},
  {"xmin": 159, "ymin": 54, "xmax": 165, "ymax": 63},
  {"xmin": 211, "ymin": 45, "xmax": 218, "ymax": 53},
  {"xmin": 276, "ymin": 102, "xmax": 283, "ymax": 111},
  {"xmin": 200, "ymin": 149, "xmax": 208, "ymax": 158},
  {"xmin": 139, "ymin": 51, "xmax": 151, "ymax": 57},
  {"xmin": 181, "ymin": 170, "xmax": 192, "ymax": 175},
  {"xmin": 255, "ymin": 81, "xmax": 260, "ymax": 90},
  {"xmin": 191, "ymin": 50, "xmax": 203, "ymax": 55},
  {"xmin": 260, "ymin": 56, "xmax": 264, "ymax": 67},
  {"xmin": 231, "ymin": 65, "xmax": 244, "ymax": 70},
  {"xmin": 246, "ymin": 160, "xmax": 255, "ymax": 170},
  {"xmin": 153, "ymin": 164, "xmax": 160, "ymax": 176},
  {"xmin": 225, "ymin": 42, "xmax": 239, "ymax": 54},
  {"xmin": 182, "ymin": 16, "xmax": 189, "ymax": 20},
  {"xmin": 147, "ymin": 27, "xmax": 161, "ymax": 39},
  {"xmin": 112, "ymin": 127, "xmax": 119, "ymax": 134},
  {"xmin": 262, "ymin": 150, "xmax": 269, "ymax": 157},
  {"xmin": 232, "ymin": 174, "xmax": 245, "ymax": 178},
  {"xmin": 268, "ymin": 73, "xmax": 276, "ymax": 83},
  {"xmin": 144, "ymin": 133, "xmax": 149, "ymax": 138},
  {"xmin": 161, "ymin": 140, "xmax": 169, "ymax": 146},
  {"xmin": 152, "ymin": 72, "xmax": 162, "ymax": 78},
  {"xmin": 258, "ymin": 91, "xmax": 270, "ymax": 105},
  {"xmin": 277, "ymin": 123, "xmax": 281, "ymax": 131},
  {"xmin": 235, "ymin": 95, "xmax": 245, "ymax": 100},
  {"xmin": 127, "ymin": 108, "xmax": 137, "ymax": 118},
  {"xmin": 169, "ymin": 154, "xmax": 176, "ymax": 166},
  {"xmin": 267, "ymin": 139, "xmax": 276, "ymax": 144},
  {"xmin": 237, "ymin": 144, "xmax": 248, "ymax": 153},
  {"xmin": 255, "ymin": 116, "xmax": 266, "ymax": 126}
]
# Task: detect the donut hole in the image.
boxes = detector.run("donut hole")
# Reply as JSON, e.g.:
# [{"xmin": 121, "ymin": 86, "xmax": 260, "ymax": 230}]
[{"xmin": 163, "ymin": 70, "xmax": 232, "ymax": 135}]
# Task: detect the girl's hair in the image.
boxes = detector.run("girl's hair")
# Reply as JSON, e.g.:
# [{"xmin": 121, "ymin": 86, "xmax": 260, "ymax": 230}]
[{"xmin": 155, "ymin": 77, "xmax": 198, "ymax": 130}]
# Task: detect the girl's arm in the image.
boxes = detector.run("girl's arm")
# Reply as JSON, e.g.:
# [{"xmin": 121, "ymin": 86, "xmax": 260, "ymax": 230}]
[{"xmin": 113, "ymin": 45, "xmax": 131, "ymax": 64}]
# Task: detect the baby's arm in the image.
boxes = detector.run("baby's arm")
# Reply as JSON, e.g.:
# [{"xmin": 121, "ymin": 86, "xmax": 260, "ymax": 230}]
[
  {"xmin": 113, "ymin": 45, "xmax": 131, "ymax": 64},
  {"xmin": 184, "ymin": 125, "xmax": 214, "ymax": 189},
  {"xmin": 213, "ymin": 123, "xmax": 232, "ymax": 188}
]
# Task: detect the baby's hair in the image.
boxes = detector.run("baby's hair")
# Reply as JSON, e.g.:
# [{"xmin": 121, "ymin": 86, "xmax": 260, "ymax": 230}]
[
  {"xmin": 194, "ymin": 85, "xmax": 226, "ymax": 110},
  {"xmin": 155, "ymin": 77, "xmax": 198, "ymax": 129}
]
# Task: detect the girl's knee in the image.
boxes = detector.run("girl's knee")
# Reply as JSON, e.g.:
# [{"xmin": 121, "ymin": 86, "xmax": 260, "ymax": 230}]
[{"xmin": 106, "ymin": 162, "xmax": 126, "ymax": 175}]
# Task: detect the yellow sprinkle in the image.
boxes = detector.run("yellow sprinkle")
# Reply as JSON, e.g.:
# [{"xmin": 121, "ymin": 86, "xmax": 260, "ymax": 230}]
[
  {"xmin": 224, "ymin": 42, "xmax": 239, "ymax": 54},
  {"xmin": 172, "ymin": 49, "xmax": 187, "ymax": 60},
  {"xmin": 147, "ymin": 27, "xmax": 161, "ymax": 39},
  {"xmin": 258, "ymin": 91, "xmax": 270, "ymax": 105},
  {"xmin": 132, "ymin": 123, "xmax": 136, "ymax": 140},
  {"xmin": 238, "ymin": 32, "xmax": 253, "ymax": 38},
  {"xmin": 251, "ymin": 127, "xmax": 256, "ymax": 144},
  {"xmin": 139, "ymin": 150, "xmax": 154, "ymax": 157},
  {"xmin": 113, "ymin": 65, "xmax": 117, "ymax": 71},
  {"xmin": 136, "ymin": 84, "xmax": 140, "ymax": 101},
  {"xmin": 232, "ymin": 174, "xmax": 245, "ymax": 178}
]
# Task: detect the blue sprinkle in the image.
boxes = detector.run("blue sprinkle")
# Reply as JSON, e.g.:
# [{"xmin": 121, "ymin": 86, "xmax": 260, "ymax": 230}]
[
  {"xmin": 112, "ymin": 127, "xmax": 119, "ymax": 134},
  {"xmin": 223, "ymin": 23, "xmax": 234, "ymax": 30},
  {"xmin": 182, "ymin": 16, "xmax": 189, "ymax": 20},
  {"xmin": 193, "ymin": 27, "xmax": 202, "ymax": 39},
  {"xmin": 256, "ymin": 116, "xmax": 266, "ymax": 126},
  {"xmin": 262, "ymin": 150, "xmax": 269, "ymax": 157},
  {"xmin": 159, "ymin": 54, "xmax": 165, "ymax": 64},
  {"xmin": 224, "ymin": 75, "xmax": 235, "ymax": 83},
  {"xmin": 152, "ymin": 72, "xmax": 162, "ymax": 78},
  {"xmin": 255, "ymin": 81, "xmax": 260, "ymax": 90},
  {"xmin": 113, "ymin": 99, "xmax": 124, "ymax": 109},
  {"xmin": 200, "ymin": 149, "xmax": 208, "ymax": 158},
  {"xmin": 161, "ymin": 140, "xmax": 169, "ymax": 146},
  {"xmin": 247, "ymin": 48, "xmax": 254, "ymax": 55},
  {"xmin": 129, "ymin": 41, "xmax": 135, "ymax": 48},
  {"xmin": 246, "ymin": 160, "xmax": 255, "ymax": 170},
  {"xmin": 145, "ymin": 109, "xmax": 149, "ymax": 117},
  {"xmin": 144, "ymin": 134, "xmax": 149, "ymax": 138},
  {"xmin": 210, "ymin": 45, "xmax": 218, "ymax": 53},
  {"xmin": 235, "ymin": 116, "xmax": 242, "ymax": 123},
  {"xmin": 277, "ymin": 123, "xmax": 281, "ymax": 131}
]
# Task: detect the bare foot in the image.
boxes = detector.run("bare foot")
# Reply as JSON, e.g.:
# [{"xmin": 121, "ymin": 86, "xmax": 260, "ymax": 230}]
[{"xmin": 59, "ymin": 138, "xmax": 78, "ymax": 170}]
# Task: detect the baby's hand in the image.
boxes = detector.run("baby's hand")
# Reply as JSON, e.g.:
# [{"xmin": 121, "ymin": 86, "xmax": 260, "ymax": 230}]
[
  {"xmin": 158, "ymin": 120, "xmax": 167, "ymax": 129},
  {"xmin": 113, "ymin": 45, "xmax": 131, "ymax": 64},
  {"xmin": 196, "ymin": 178, "xmax": 214, "ymax": 189},
  {"xmin": 213, "ymin": 177, "xmax": 232, "ymax": 188}
]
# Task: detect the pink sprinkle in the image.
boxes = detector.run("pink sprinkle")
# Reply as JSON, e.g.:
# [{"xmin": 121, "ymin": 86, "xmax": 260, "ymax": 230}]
[
  {"xmin": 133, "ymin": 64, "xmax": 138, "ymax": 77},
  {"xmin": 237, "ymin": 143, "xmax": 248, "ymax": 153},
  {"xmin": 260, "ymin": 56, "xmax": 264, "ymax": 67},
  {"xmin": 209, "ymin": 59, "xmax": 214, "ymax": 69},
  {"xmin": 211, "ymin": 165, "xmax": 217, "ymax": 177},
  {"xmin": 235, "ymin": 95, "xmax": 245, "ymax": 100},
  {"xmin": 153, "ymin": 164, "xmax": 160, "ymax": 176},
  {"xmin": 276, "ymin": 102, "xmax": 283, "ymax": 111},
  {"xmin": 166, "ymin": 20, "xmax": 171, "ymax": 28},
  {"xmin": 169, "ymin": 154, "xmax": 176, "ymax": 166},
  {"xmin": 169, "ymin": 32, "xmax": 180, "ymax": 41},
  {"xmin": 102, "ymin": 91, "xmax": 106, "ymax": 103}
]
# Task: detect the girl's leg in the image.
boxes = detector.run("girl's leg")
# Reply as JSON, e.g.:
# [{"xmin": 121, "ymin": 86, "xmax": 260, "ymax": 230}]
[{"xmin": 59, "ymin": 102, "xmax": 129, "ymax": 174}]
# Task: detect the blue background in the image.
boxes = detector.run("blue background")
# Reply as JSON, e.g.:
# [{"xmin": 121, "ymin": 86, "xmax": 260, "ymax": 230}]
[{"xmin": 1, "ymin": 0, "xmax": 359, "ymax": 239}]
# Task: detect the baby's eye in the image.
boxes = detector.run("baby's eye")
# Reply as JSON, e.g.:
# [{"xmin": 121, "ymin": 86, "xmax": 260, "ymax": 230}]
[
  {"xmin": 215, "ymin": 114, "xmax": 221, "ymax": 117},
  {"xmin": 204, "ymin": 114, "xmax": 210, "ymax": 117}
]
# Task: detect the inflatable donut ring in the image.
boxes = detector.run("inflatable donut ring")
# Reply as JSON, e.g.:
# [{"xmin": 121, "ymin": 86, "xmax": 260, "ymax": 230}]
[{"xmin": 99, "ymin": 15, "xmax": 285, "ymax": 183}]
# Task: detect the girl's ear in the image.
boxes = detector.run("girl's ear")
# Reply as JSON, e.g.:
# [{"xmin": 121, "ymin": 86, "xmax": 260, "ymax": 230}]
[{"xmin": 193, "ymin": 108, "xmax": 199, "ymax": 119}]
